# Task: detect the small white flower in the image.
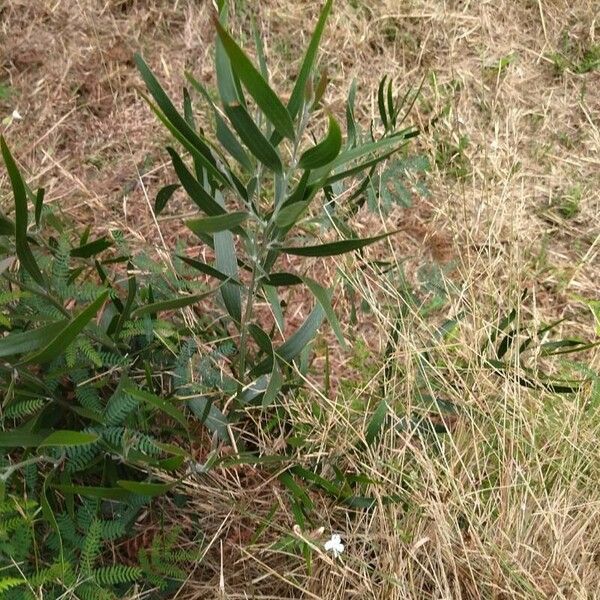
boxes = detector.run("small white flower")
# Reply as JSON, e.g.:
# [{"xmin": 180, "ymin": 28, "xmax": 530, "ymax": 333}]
[
  {"xmin": 324, "ymin": 533, "xmax": 344, "ymax": 558},
  {"xmin": 2, "ymin": 109, "xmax": 23, "ymax": 127}
]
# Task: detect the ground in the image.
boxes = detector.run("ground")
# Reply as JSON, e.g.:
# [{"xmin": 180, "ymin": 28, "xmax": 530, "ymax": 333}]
[{"xmin": 1, "ymin": 0, "xmax": 599, "ymax": 598}]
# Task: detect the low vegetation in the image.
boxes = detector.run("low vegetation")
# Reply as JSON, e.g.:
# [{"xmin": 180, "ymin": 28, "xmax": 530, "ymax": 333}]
[{"xmin": 1, "ymin": 1, "xmax": 599, "ymax": 599}]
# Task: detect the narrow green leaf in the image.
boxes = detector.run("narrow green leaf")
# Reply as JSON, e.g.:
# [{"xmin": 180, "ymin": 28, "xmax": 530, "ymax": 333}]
[
  {"xmin": 0, "ymin": 320, "xmax": 68, "ymax": 358},
  {"xmin": 346, "ymin": 79, "xmax": 358, "ymax": 147},
  {"xmin": 34, "ymin": 187, "xmax": 44, "ymax": 226},
  {"xmin": 248, "ymin": 323, "xmax": 274, "ymax": 355},
  {"xmin": 215, "ymin": 3, "xmax": 243, "ymax": 105},
  {"xmin": 292, "ymin": 466, "xmax": 341, "ymax": 496},
  {"xmin": 262, "ymin": 358, "xmax": 282, "ymax": 407},
  {"xmin": 1, "ymin": 136, "xmax": 44, "ymax": 285},
  {"xmin": 263, "ymin": 273, "xmax": 345, "ymax": 347},
  {"xmin": 312, "ymin": 68, "xmax": 329, "ymax": 109},
  {"xmin": 387, "ymin": 77, "xmax": 396, "ymax": 127},
  {"xmin": 309, "ymin": 133, "xmax": 414, "ymax": 183},
  {"xmin": 70, "ymin": 237, "xmax": 112, "ymax": 258},
  {"xmin": 186, "ymin": 211, "xmax": 249, "ymax": 235},
  {"xmin": 274, "ymin": 200, "xmax": 311, "ymax": 228},
  {"xmin": 224, "ymin": 103, "xmax": 283, "ymax": 173},
  {"xmin": 378, "ymin": 76, "xmax": 389, "ymax": 130},
  {"xmin": 281, "ymin": 231, "xmax": 395, "ymax": 257},
  {"xmin": 302, "ymin": 278, "xmax": 346, "ymax": 348},
  {"xmin": 215, "ymin": 111, "xmax": 254, "ymax": 172},
  {"xmin": 23, "ymin": 290, "xmax": 109, "ymax": 365},
  {"xmin": 117, "ymin": 480, "xmax": 175, "ymax": 497},
  {"xmin": 135, "ymin": 55, "xmax": 221, "ymax": 172},
  {"xmin": 279, "ymin": 471, "xmax": 313, "ymax": 509},
  {"xmin": 186, "ymin": 73, "xmax": 254, "ymax": 172},
  {"xmin": 365, "ymin": 399, "xmax": 388, "ymax": 445},
  {"xmin": 245, "ymin": 324, "xmax": 282, "ymax": 407},
  {"xmin": 38, "ymin": 430, "xmax": 100, "ymax": 448},
  {"xmin": 41, "ymin": 472, "xmax": 62, "ymax": 556},
  {"xmin": 131, "ymin": 288, "xmax": 218, "ymax": 318},
  {"xmin": 155, "ymin": 183, "xmax": 180, "ymax": 215},
  {"xmin": 214, "ymin": 190, "xmax": 242, "ymax": 324},
  {"xmin": 177, "ymin": 255, "xmax": 242, "ymax": 285},
  {"xmin": 125, "ymin": 386, "xmax": 189, "ymax": 431},
  {"xmin": 298, "ymin": 115, "xmax": 342, "ymax": 170},
  {"xmin": 0, "ymin": 431, "xmax": 47, "ymax": 448},
  {"xmin": 287, "ymin": 0, "xmax": 333, "ymax": 121},
  {"xmin": 215, "ymin": 20, "xmax": 295, "ymax": 140},
  {"xmin": 113, "ymin": 266, "xmax": 136, "ymax": 337},
  {"xmin": 143, "ymin": 96, "xmax": 229, "ymax": 188},
  {"xmin": 183, "ymin": 86, "xmax": 195, "ymax": 128},
  {"xmin": 323, "ymin": 145, "xmax": 401, "ymax": 187},
  {"xmin": 263, "ymin": 284, "xmax": 284, "ymax": 332},
  {"xmin": 52, "ymin": 484, "xmax": 132, "ymax": 500},
  {"xmin": 167, "ymin": 147, "xmax": 226, "ymax": 216},
  {"xmin": 277, "ymin": 303, "xmax": 325, "ymax": 363},
  {"xmin": 253, "ymin": 22, "xmax": 269, "ymax": 84}
]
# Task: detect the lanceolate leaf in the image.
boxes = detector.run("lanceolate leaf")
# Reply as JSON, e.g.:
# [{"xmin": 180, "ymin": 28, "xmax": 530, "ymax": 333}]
[
  {"xmin": 131, "ymin": 288, "xmax": 219, "ymax": 318},
  {"xmin": 298, "ymin": 114, "xmax": 342, "ymax": 170},
  {"xmin": 34, "ymin": 187, "xmax": 45, "ymax": 226},
  {"xmin": 262, "ymin": 273, "xmax": 345, "ymax": 347},
  {"xmin": 186, "ymin": 211, "xmax": 249, "ymax": 235},
  {"xmin": 52, "ymin": 485, "xmax": 132, "ymax": 500},
  {"xmin": 213, "ymin": 191, "xmax": 242, "ymax": 324},
  {"xmin": 135, "ymin": 55, "xmax": 221, "ymax": 172},
  {"xmin": 154, "ymin": 183, "xmax": 180, "ymax": 214},
  {"xmin": 274, "ymin": 200, "xmax": 311, "ymax": 228},
  {"xmin": 0, "ymin": 320, "xmax": 68, "ymax": 358},
  {"xmin": 253, "ymin": 18, "xmax": 270, "ymax": 82},
  {"xmin": 287, "ymin": 0, "xmax": 333, "ymax": 122},
  {"xmin": 346, "ymin": 79, "xmax": 358, "ymax": 147},
  {"xmin": 215, "ymin": 20, "xmax": 295, "ymax": 140},
  {"xmin": 277, "ymin": 303, "xmax": 325, "ymax": 363},
  {"xmin": 215, "ymin": 111, "xmax": 254, "ymax": 172},
  {"xmin": 224, "ymin": 104, "xmax": 283, "ymax": 173},
  {"xmin": 281, "ymin": 231, "xmax": 395, "ymax": 257},
  {"xmin": 365, "ymin": 399, "xmax": 388, "ymax": 446},
  {"xmin": 125, "ymin": 386, "xmax": 189, "ymax": 431},
  {"xmin": 178, "ymin": 255, "xmax": 242, "ymax": 285},
  {"xmin": 378, "ymin": 75, "xmax": 389, "ymax": 130},
  {"xmin": 0, "ymin": 431, "xmax": 47, "ymax": 448},
  {"xmin": 1, "ymin": 136, "xmax": 44, "ymax": 285},
  {"xmin": 309, "ymin": 133, "xmax": 415, "ymax": 183},
  {"xmin": 167, "ymin": 148, "xmax": 226, "ymax": 217},
  {"xmin": 142, "ymin": 95, "xmax": 229, "ymax": 188},
  {"xmin": 22, "ymin": 290, "xmax": 110, "ymax": 365},
  {"xmin": 38, "ymin": 430, "xmax": 100, "ymax": 448},
  {"xmin": 117, "ymin": 480, "xmax": 176, "ymax": 497},
  {"xmin": 262, "ymin": 358, "xmax": 282, "ymax": 407},
  {"xmin": 301, "ymin": 277, "xmax": 346, "ymax": 348},
  {"xmin": 70, "ymin": 237, "xmax": 113, "ymax": 258},
  {"xmin": 215, "ymin": 2, "xmax": 243, "ymax": 105},
  {"xmin": 185, "ymin": 73, "xmax": 254, "ymax": 172}
]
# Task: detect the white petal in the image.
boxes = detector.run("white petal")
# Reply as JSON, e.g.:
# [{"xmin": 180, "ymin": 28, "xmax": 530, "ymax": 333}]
[{"xmin": 12, "ymin": 109, "xmax": 22, "ymax": 120}]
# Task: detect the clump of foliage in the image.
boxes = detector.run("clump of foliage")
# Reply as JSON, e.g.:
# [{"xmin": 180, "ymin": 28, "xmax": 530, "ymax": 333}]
[{"xmin": 0, "ymin": 0, "xmax": 426, "ymax": 595}]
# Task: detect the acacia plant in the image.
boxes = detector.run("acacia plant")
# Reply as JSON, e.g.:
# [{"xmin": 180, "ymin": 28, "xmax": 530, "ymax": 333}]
[
  {"xmin": 135, "ymin": 0, "xmax": 418, "ymax": 417},
  {"xmin": 0, "ymin": 1, "xmax": 421, "ymax": 596}
]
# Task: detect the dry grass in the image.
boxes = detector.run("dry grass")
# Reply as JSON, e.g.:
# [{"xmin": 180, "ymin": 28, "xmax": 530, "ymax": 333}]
[{"xmin": 1, "ymin": 0, "xmax": 600, "ymax": 598}]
